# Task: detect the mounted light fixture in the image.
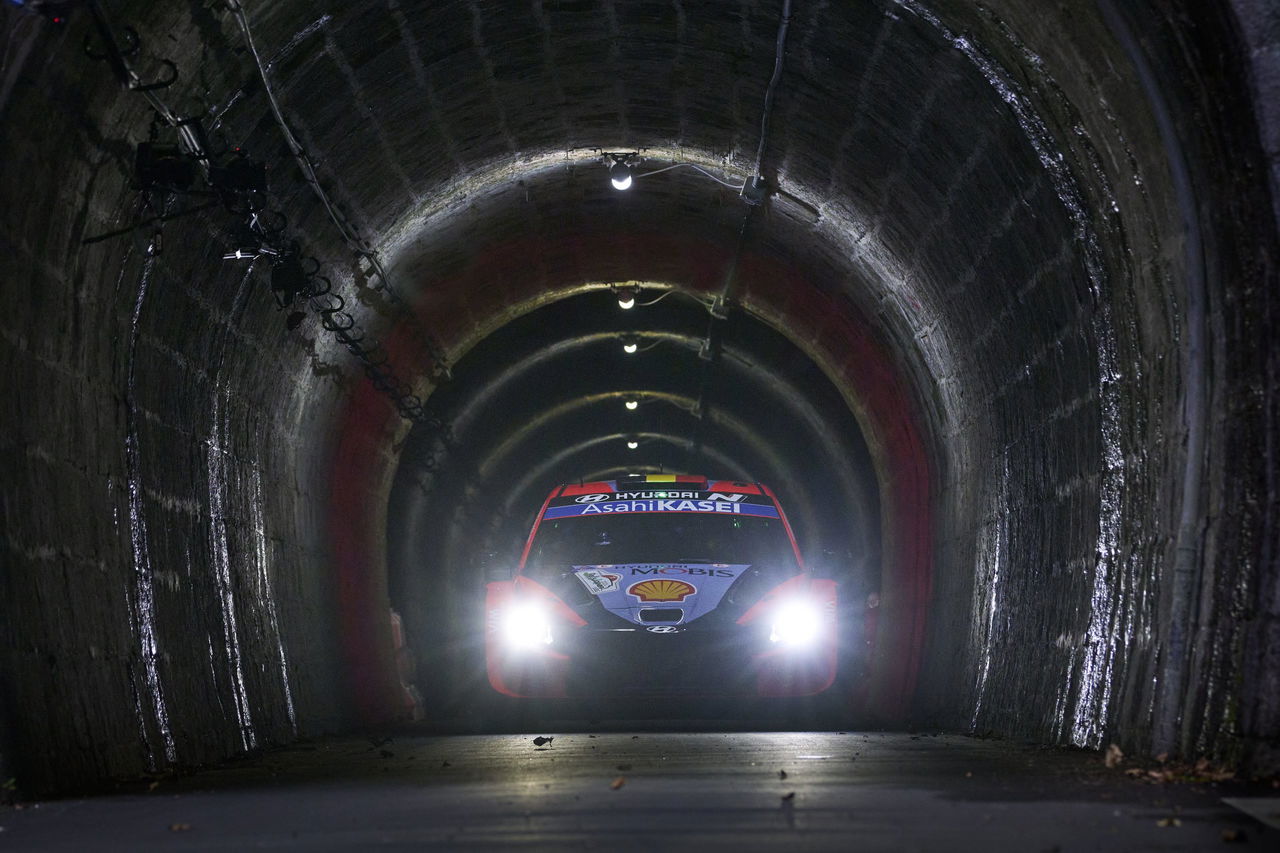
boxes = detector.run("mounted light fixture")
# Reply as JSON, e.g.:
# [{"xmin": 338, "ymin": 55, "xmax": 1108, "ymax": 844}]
[
  {"xmin": 621, "ymin": 335, "xmax": 639, "ymax": 354},
  {"xmin": 626, "ymin": 440, "xmax": 639, "ymax": 450},
  {"xmin": 602, "ymin": 151, "xmax": 640, "ymax": 191},
  {"xmin": 610, "ymin": 161, "xmax": 633, "ymax": 190},
  {"xmin": 615, "ymin": 285, "xmax": 637, "ymax": 309},
  {"xmin": 598, "ymin": 149, "xmax": 754, "ymax": 197},
  {"xmin": 625, "ymin": 399, "xmax": 639, "ymax": 411}
]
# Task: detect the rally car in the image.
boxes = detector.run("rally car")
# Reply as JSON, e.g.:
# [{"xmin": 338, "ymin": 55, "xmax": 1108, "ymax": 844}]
[{"xmin": 485, "ymin": 474, "xmax": 837, "ymax": 698}]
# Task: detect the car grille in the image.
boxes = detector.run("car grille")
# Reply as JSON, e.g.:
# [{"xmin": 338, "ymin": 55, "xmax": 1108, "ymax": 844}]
[
  {"xmin": 638, "ymin": 608, "xmax": 683, "ymax": 623},
  {"xmin": 562, "ymin": 627, "xmax": 759, "ymax": 696}
]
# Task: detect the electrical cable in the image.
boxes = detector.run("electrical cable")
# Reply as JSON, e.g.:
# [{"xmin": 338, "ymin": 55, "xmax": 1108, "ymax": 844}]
[
  {"xmin": 635, "ymin": 289, "xmax": 676, "ymax": 307},
  {"xmin": 635, "ymin": 162, "xmax": 744, "ymax": 190},
  {"xmin": 752, "ymin": 0, "xmax": 792, "ymax": 180},
  {"xmin": 690, "ymin": 0, "xmax": 790, "ymax": 464},
  {"xmin": 224, "ymin": 0, "xmax": 450, "ymax": 381},
  {"xmin": 83, "ymin": 0, "xmax": 447, "ymax": 432}
]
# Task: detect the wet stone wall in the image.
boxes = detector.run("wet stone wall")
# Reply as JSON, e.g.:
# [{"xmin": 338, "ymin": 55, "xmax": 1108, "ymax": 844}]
[
  {"xmin": 0, "ymin": 6, "xmax": 350, "ymax": 793},
  {"xmin": 1224, "ymin": 0, "xmax": 1280, "ymax": 772},
  {"xmin": 1, "ymin": 0, "xmax": 1278, "ymax": 793},
  {"xmin": 836, "ymin": 0, "xmax": 1177, "ymax": 754},
  {"xmin": 914, "ymin": 0, "xmax": 1280, "ymax": 768}
]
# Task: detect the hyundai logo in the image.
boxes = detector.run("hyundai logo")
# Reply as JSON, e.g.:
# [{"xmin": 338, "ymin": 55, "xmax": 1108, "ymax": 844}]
[
  {"xmin": 646, "ymin": 626, "xmax": 680, "ymax": 634},
  {"xmin": 574, "ymin": 494, "xmax": 610, "ymax": 503}
]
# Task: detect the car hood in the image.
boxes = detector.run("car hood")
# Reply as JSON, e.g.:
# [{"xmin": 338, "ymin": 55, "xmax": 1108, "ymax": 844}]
[{"xmin": 570, "ymin": 563, "xmax": 749, "ymax": 625}]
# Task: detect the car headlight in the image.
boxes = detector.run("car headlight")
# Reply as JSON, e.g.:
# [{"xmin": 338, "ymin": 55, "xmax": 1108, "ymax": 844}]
[
  {"xmin": 769, "ymin": 600, "xmax": 822, "ymax": 646},
  {"xmin": 503, "ymin": 602, "xmax": 553, "ymax": 649}
]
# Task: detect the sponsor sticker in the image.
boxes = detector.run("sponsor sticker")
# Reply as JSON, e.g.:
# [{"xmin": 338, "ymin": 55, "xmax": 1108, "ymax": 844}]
[
  {"xmin": 574, "ymin": 568, "xmax": 621, "ymax": 595},
  {"xmin": 629, "ymin": 566, "xmax": 735, "ymax": 577},
  {"xmin": 579, "ymin": 564, "xmax": 749, "ymax": 627},
  {"xmin": 628, "ymin": 578, "xmax": 696, "ymax": 602},
  {"xmin": 543, "ymin": 499, "xmax": 780, "ymax": 520},
  {"xmin": 611, "ymin": 490, "xmax": 703, "ymax": 500}
]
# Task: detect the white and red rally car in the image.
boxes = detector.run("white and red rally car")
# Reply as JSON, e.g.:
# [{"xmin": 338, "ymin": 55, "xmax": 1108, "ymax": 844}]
[{"xmin": 486, "ymin": 474, "xmax": 837, "ymax": 698}]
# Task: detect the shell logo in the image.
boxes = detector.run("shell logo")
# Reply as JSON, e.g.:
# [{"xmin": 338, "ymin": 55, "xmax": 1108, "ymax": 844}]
[{"xmin": 628, "ymin": 579, "xmax": 696, "ymax": 602}]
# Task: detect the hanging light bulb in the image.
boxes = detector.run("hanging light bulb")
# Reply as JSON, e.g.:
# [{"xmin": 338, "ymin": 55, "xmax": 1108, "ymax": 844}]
[
  {"xmin": 625, "ymin": 399, "xmax": 639, "ymax": 410},
  {"xmin": 610, "ymin": 160, "xmax": 633, "ymax": 191},
  {"xmin": 622, "ymin": 337, "xmax": 639, "ymax": 354},
  {"xmin": 626, "ymin": 440, "xmax": 639, "ymax": 450},
  {"xmin": 616, "ymin": 286, "xmax": 636, "ymax": 309}
]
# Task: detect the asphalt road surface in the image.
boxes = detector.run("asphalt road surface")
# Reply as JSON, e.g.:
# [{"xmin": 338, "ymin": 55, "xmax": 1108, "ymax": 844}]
[{"xmin": 2, "ymin": 730, "xmax": 1276, "ymax": 851}]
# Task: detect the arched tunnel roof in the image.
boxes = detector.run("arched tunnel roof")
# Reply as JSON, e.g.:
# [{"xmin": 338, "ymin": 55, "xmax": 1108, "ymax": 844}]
[{"xmin": 1, "ymin": 0, "xmax": 1278, "ymax": 793}]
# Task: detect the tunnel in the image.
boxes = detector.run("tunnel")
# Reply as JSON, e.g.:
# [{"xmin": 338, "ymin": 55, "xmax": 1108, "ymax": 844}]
[{"xmin": 2, "ymin": 0, "xmax": 1279, "ymax": 807}]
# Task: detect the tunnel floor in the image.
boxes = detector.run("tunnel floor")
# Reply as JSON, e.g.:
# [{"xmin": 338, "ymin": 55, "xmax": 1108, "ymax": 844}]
[{"xmin": 3, "ymin": 731, "xmax": 1275, "ymax": 851}]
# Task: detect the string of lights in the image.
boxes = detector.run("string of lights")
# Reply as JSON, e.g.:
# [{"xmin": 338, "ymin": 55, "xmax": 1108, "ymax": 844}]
[{"xmin": 599, "ymin": 0, "xmax": 792, "ymax": 463}]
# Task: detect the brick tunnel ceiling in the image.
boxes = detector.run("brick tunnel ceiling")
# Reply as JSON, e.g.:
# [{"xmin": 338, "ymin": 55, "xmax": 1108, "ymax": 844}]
[
  {"xmin": 276, "ymin": 0, "xmax": 1099, "ymax": 574},
  {"xmin": 6, "ymin": 0, "xmax": 1279, "ymax": 792}
]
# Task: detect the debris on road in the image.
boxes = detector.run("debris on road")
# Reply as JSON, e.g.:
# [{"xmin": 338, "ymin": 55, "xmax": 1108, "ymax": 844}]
[
  {"xmin": 781, "ymin": 791, "xmax": 795, "ymax": 801},
  {"xmin": 778, "ymin": 770, "xmax": 788, "ymax": 780},
  {"xmin": 610, "ymin": 776, "xmax": 626, "ymax": 790},
  {"xmin": 532, "ymin": 736, "xmax": 553, "ymax": 747},
  {"xmin": 1119, "ymin": 756, "xmax": 1237, "ymax": 783}
]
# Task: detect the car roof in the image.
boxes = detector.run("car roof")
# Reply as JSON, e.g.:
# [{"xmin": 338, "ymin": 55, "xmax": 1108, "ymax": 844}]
[{"xmin": 556, "ymin": 474, "xmax": 765, "ymax": 497}]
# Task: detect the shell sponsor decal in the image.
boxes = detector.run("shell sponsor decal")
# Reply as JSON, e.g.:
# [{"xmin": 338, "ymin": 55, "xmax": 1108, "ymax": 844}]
[
  {"xmin": 628, "ymin": 578, "xmax": 696, "ymax": 602},
  {"xmin": 574, "ymin": 568, "xmax": 622, "ymax": 595}
]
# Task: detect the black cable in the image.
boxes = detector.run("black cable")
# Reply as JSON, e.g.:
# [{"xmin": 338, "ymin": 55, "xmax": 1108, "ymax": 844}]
[
  {"xmin": 225, "ymin": 0, "xmax": 450, "ymax": 380},
  {"xmin": 753, "ymin": 0, "xmax": 793, "ymax": 181},
  {"xmin": 83, "ymin": 0, "xmax": 447, "ymax": 427},
  {"xmin": 690, "ymin": 0, "xmax": 791, "ymax": 461}
]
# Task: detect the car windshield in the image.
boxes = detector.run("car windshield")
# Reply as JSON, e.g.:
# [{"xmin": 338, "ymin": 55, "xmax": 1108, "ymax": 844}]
[{"xmin": 523, "ymin": 511, "xmax": 799, "ymax": 586}]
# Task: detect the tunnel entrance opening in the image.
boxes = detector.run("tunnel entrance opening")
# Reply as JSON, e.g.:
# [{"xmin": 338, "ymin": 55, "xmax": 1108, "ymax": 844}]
[{"xmin": 384, "ymin": 288, "xmax": 883, "ymax": 730}]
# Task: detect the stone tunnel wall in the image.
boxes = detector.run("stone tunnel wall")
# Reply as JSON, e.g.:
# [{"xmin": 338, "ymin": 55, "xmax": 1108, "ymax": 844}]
[
  {"xmin": 1230, "ymin": 0, "xmax": 1280, "ymax": 773},
  {"xmin": 904, "ymin": 0, "xmax": 1185, "ymax": 751},
  {"xmin": 0, "ymin": 4, "xmax": 356, "ymax": 793},
  {"xmin": 910, "ymin": 0, "xmax": 1280, "ymax": 768},
  {"xmin": 1, "ymin": 0, "xmax": 1278, "ymax": 794}
]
